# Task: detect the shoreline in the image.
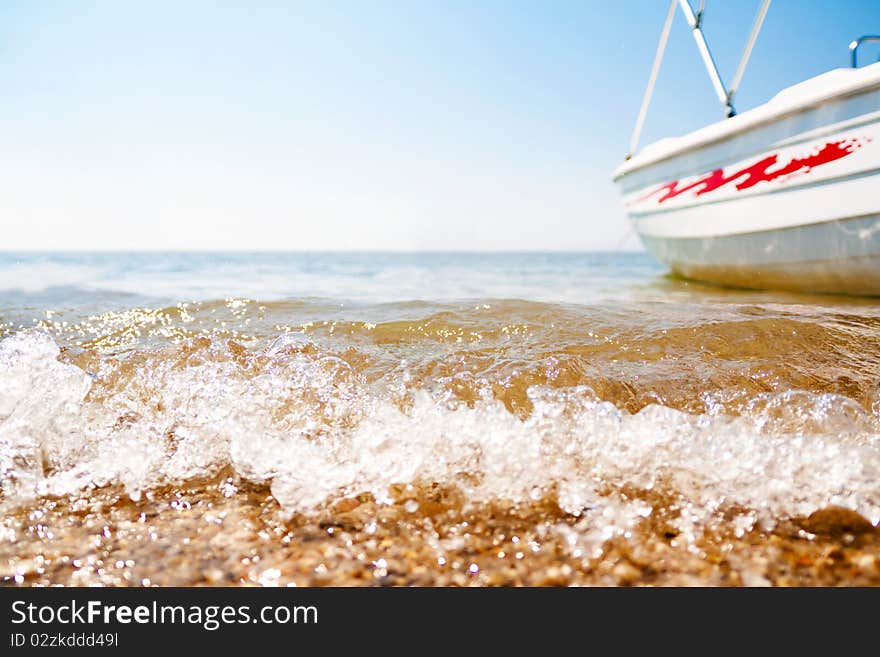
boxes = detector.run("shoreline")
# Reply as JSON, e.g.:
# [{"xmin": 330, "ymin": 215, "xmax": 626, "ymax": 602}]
[{"xmin": 3, "ymin": 477, "xmax": 878, "ymax": 587}]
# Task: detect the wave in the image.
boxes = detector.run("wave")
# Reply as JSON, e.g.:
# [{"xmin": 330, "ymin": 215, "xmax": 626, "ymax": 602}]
[{"xmin": 2, "ymin": 327, "xmax": 879, "ymax": 540}]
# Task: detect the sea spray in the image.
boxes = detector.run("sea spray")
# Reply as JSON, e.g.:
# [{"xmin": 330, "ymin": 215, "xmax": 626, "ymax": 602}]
[{"xmin": 2, "ymin": 330, "xmax": 878, "ymax": 530}]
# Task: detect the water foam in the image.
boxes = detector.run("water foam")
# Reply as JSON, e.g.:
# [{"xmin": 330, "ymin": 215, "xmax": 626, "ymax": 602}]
[{"xmin": 1, "ymin": 329, "xmax": 879, "ymax": 533}]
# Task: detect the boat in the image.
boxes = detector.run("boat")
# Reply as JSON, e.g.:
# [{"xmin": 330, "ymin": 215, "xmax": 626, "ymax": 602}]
[{"xmin": 613, "ymin": 0, "xmax": 880, "ymax": 295}]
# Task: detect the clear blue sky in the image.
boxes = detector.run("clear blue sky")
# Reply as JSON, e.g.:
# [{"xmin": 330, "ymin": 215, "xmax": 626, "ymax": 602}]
[{"xmin": 1, "ymin": 1, "xmax": 878, "ymax": 250}]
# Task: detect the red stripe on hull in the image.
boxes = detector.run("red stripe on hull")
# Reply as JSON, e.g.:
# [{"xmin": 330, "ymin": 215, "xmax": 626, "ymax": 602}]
[{"xmin": 637, "ymin": 137, "xmax": 870, "ymax": 205}]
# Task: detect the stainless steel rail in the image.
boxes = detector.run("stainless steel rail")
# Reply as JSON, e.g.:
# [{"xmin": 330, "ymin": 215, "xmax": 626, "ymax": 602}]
[
  {"xmin": 677, "ymin": 0, "xmax": 732, "ymax": 116},
  {"xmin": 728, "ymin": 0, "xmax": 772, "ymax": 106},
  {"xmin": 850, "ymin": 36, "xmax": 880, "ymax": 68},
  {"xmin": 626, "ymin": 1, "xmax": 772, "ymax": 158}
]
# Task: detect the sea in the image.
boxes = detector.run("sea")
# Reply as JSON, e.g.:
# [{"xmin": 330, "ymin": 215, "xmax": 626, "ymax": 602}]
[{"xmin": 1, "ymin": 251, "xmax": 879, "ymax": 586}]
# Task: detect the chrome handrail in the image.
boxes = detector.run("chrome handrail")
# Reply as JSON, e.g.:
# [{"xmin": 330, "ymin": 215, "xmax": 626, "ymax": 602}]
[
  {"xmin": 626, "ymin": 0, "xmax": 772, "ymax": 157},
  {"xmin": 850, "ymin": 35, "xmax": 880, "ymax": 68}
]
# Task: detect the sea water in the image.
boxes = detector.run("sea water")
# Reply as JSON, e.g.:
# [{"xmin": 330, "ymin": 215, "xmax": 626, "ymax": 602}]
[{"xmin": 2, "ymin": 251, "xmax": 879, "ymax": 585}]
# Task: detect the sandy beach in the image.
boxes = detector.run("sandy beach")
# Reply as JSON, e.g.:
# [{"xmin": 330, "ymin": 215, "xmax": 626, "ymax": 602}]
[{"xmin": 4, "ymin": 476, "xmax": 879, "ymax": 586}]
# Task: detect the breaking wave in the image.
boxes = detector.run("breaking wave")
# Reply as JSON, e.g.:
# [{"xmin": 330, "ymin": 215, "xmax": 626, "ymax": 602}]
[{"xmin": 3, "ymin": 317, "xmax": 879, "ymax": 538}]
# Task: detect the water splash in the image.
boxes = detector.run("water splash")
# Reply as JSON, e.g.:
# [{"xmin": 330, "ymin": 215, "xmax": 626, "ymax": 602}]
[{"xmin": 2, "ymin": 329, "xmax": 878, "ymax": 535}]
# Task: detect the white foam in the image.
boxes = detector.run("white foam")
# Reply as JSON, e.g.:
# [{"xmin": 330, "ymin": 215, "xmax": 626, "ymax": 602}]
[
  {"xmin": 0, "ymin": 330, "xmax": 92, "ymax": 497},
  {"xmin": 1, "ymin": 330, "xmax": 879, "ymax": 533}
]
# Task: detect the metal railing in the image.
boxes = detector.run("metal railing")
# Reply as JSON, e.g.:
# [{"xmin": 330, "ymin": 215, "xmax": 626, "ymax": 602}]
[
  {"xmin": 850, "ymin": 36, "xmax": 880, "ymax": 68},
  {"xmin": 626, "ymin": 0, "xmax": 771, "ymax": 158}
]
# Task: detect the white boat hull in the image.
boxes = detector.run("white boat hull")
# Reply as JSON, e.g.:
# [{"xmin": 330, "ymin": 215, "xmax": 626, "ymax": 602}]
[
  {"xmin": 642, "ymin": 214, "xmax": 880, "ymax": 295},
  {"xmin": 614, "ymin": 63, "xmax": 880, "ymax": 295}
]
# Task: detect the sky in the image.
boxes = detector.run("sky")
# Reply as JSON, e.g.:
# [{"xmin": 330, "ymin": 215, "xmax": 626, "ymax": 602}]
[{"xmin": 0, "ymin": 0, "xmax": 878, "ymax": 251}]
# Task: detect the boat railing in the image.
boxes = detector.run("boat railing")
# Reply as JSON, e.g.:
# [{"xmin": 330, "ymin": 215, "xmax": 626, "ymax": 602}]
[
  {"xmin": 626, "ymin": 0, "xmax": 771, "ymax": 159},
  {"xmin": 850, "ymin": 36, "xmax": 880, "ymax": 68}
]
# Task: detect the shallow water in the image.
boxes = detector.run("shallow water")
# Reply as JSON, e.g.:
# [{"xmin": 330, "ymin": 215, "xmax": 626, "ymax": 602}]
[{"xmin": 1, "ymin": 252, "xmax": 879, "ymax": 586}]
